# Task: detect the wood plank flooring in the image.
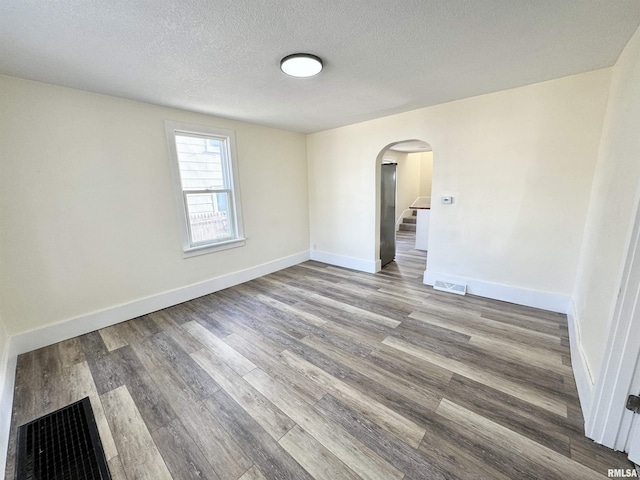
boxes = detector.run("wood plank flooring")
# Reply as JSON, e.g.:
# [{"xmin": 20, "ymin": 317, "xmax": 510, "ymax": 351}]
[{"xmin": 4, "ymin": 231, "xmax": 635, "ymax": 479}]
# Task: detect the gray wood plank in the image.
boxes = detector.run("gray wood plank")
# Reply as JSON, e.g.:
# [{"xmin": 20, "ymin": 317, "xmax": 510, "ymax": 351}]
[
  {"xmin": 6, "ymin": 231, "xmax": 632, "ymax": 480},
  {"xmin": 57, "ymin": 337, "xmax": 86, "ymax": 368},
  {"xmin": 101, "ymin": 385, "xmax": 172, "ymax": 480},
  {"xmin": 277, "ymin": 349, "xmax": 426, "ymax": 448},
  {"xmin": 382, "ymin": 335, "xmax": 568, "ymax": 417},
  {"xmin": 203, "ymin": 389, "xmax": 313, "ymax": 480},
  {"xmin": 223, "ymin": 332, "xmax": 327, "ymax": 404},
  {"xmin": 151, "ymin": 418, "xmax": 222, "ymax": 480},
  {"xmin": 145, "ymin": 359, "xmax": 252, "ymax": 480},
  {"xmin": 391, "ymin": 318, "xmax": 566, "ymax": 392},
  {"xmin": 278, "ymin": 425, "xmax": 361, "ymax": 480},
  {"xmin": 436, "ymin": 399, "xmax": 606, "ymax": 479},
  {"xmin": 99, "ymin": 324, "xmax": 129, "ymax": 352},
  {"xmin": 183, "ymin": 321, "xmax": 257, "ymax": 376},
  {"xmin": 444, "ymin": 374, "xmax": 573, "ymax": 456},
  {"xmin": 148, "ymin": 332, "xmax": 220, "ymax": 399},
  {"xmin": 107, "ymin": 456, "xmax": 128, "ymax": 480},
  {"xmin": 238, "ymin": 465, "xmax": 268, "ymax": 480},
  {"xmin": 163, "ymin": 324, "xmax": 205, "ymax": 354},
  {"xmin": 32, "ymin": 344, "xmax": 63, "ymax": 415},
  {"xmin": 163, "ymin": 303, "xmax": 196, "ymax": 325},
  {"xmin": 87, "ymin": 344, "xmax": 177, "ymax": 432},
  {"xmin": 60, "ymin": 361, "xmax": 118, "ymax": 460},
  {"xmin": 314, "ymin": 394, "xmax": 452, "ymax": 480},
  {"xmin": 301, "ymin": 334, "xmax": 441, "ymax": 412},
  {"xmin": 244, "ymin": 368, "xmax": 404, "ymax": 480},
  {"xmin": 191, "ymin": 348, "xmax": 295, "ymax": 441},
  {"xmin": 148, "ymin": 310, "xmax": 180, "ymax": 330}
]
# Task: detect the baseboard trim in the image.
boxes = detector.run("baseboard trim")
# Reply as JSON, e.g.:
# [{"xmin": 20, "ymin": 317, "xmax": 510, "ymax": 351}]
[
  {"xmin": 9, "ymin": 250, "xmax": 310, "ymax": 356},
  {"xmin": 422, "ymin": 272, "xmax": 595, "ymax": 417},
  {"xmin": 423, "ymin": 270, "xmax": 571, "ymax": 314},
  {"xmin": 567, "ymin": 299, "xmax": 595, "ymax": 420},
  {"xmin": 310, "ymin": 250, "xmax": 378, "ymax": 274}
]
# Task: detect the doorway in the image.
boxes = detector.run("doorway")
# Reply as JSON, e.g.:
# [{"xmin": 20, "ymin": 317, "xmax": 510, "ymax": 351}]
[
  {"xmin": 380, "ymin": 163, "xmax": 397, "ymax": 267},
  {"xmin": 585, "ymin": 193, "xmax": 640, "ymax": 465},
  {"xmin": 377, "ymin": 140, "xmax": 433, "ymax": 279}
]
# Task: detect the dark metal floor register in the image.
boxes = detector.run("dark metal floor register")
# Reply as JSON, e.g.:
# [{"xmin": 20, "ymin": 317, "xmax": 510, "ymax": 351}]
[{"xmin": 16, "ymin": 397, "xmax": 111, "ymax": 480}]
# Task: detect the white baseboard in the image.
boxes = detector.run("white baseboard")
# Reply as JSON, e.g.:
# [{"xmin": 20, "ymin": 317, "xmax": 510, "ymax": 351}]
[
  {"xmin": 9, "ymin": 250, "xmax": 310, "ymax": 356},
  {"xmin": 310, "ymin": 250, "xmax": 378, "ymax": 274},
  {"xmin": 423, "ymin": 270, "xmax": 571, "ymax": 314},
  {"xmin": 422, "ymin": 271, "xmax": 595, "ymax": 420},
  {"xmin": 0, "ymin": 250, "xmax": 309, "ymax": 475},
  {"xmin": 566, "ymin": 299, "xmax": 595, "ymax": 420}
]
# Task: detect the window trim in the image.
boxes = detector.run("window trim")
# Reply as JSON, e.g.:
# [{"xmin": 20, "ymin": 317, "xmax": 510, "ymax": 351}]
[{"xmin": 165, "ymin": 120, "xmax": 245, "ymax": 258}]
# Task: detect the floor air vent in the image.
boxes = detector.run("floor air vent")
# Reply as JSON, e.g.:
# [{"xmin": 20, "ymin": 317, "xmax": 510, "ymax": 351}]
[
  {"xmin": 433, "ymin": 280, "xmax": 467, "ymax": 296},
  {"xmin": 16, "ymin": 397, "xmax": 111, "ymax": 480}
]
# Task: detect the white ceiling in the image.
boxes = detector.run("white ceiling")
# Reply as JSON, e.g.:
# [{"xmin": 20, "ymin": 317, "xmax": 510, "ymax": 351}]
[{"xmin": 1, "ymin": 1, "xmax": 638, "ymax": 133}]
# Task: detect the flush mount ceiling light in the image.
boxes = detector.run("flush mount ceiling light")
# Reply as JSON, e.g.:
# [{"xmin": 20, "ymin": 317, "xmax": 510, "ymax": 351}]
[{"xmin": 280, "ymin": 53, "xmax": 323, "ymax": 78}]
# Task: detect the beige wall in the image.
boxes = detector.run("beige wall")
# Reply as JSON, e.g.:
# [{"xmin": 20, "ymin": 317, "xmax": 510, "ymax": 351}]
[
  {"xmin": 308, "ymin": 69, "xmax": 611, "ymax": 295},
  {"xmin": 375, "ymin": 149, "xmax": 434, "ymax": 230},
  {"xmin": 0, "ymin": 317, "xmax": 7, "ymax": 387},
  {"xmin": 573, "ymin": 26, "xmax": 640, "ymax": 381},
  {"xmin": 383, "ymin": 150, "xmax": 433, "ymax": 227},
  {"xmin": 417, "ymin": 152, "xmax": 433, "ymax": 198},
  {"xmin": 393, "ymin": 151, "xmax": 418, "ymax": 223},
  {"xmin": 0, "ymin": 75, "xmax": 309, "ymax": 335}
]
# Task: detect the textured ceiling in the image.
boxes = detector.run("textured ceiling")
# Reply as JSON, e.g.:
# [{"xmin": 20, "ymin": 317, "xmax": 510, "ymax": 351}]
[{"xmin": 0, "ymin": 1, "xmax": 638, "ymax": 133}]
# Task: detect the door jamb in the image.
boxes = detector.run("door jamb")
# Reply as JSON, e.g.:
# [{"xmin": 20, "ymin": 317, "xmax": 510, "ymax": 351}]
[{"xmin": 586, "ymin": 189, "xmax": 640, "ymax": 452}]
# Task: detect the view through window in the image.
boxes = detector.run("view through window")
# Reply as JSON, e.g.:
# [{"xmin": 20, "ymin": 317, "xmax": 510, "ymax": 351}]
[
  {"xmin": 175, "ymin": 134, "xmax": 234, "ymax": 244},
  {"xmin": 166, "ymin": 121, "xmax": 244, "ymax": 255}
]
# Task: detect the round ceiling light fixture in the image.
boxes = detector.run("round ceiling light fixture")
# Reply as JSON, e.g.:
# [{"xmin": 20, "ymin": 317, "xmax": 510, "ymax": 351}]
[{"xmin": 280, "ymin": 53, "xmax": 323, "ymax": 78}]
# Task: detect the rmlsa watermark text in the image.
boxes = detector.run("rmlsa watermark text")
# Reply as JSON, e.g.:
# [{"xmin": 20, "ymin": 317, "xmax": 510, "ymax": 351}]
[{"xmin": 608, "ymin": 468, "xmax": 638, "ymax": 478}]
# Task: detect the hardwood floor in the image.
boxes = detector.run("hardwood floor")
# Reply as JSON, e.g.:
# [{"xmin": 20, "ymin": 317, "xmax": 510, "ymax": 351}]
[{"xmin": 4, "ymin": 231, "xmax": 635, "ymax": 479}]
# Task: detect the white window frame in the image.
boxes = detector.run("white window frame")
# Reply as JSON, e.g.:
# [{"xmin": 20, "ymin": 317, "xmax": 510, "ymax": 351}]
[{"xmin": 165, "ymin": 120, "xmax": 245, "ymax": 257}]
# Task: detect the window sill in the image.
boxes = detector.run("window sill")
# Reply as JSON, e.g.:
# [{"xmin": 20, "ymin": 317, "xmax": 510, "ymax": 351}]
[{"xmin": 182, "ymin": 238, "xmax": 246, "ymax": 258}]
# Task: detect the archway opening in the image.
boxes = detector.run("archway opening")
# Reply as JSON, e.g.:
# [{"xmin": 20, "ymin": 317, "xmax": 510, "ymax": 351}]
[{"xmin": 375, "ymin": 139, "xmax": 433, "ymax": 279}]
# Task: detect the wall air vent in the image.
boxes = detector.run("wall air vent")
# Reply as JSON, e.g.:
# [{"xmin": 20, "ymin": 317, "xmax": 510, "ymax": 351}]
[
  {"xmin": 433, "ymin": 280, "xmax": 467, "ymax": 296},
  {"xmin": 16, "ymin": 397, "xmax": 111, "ymax": 480}
]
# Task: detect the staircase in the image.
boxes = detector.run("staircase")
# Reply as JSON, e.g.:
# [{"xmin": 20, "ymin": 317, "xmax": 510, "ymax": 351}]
[{"xmin": 399, "ymin": 209, "xmax": 417, "ymax": 232}]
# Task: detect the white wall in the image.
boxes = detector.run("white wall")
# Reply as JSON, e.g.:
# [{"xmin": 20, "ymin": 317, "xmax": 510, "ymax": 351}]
[
  {"xmin": 573, "ymin": 26, "xmax": 640, "ymax": 383},
  {"xmin": 308, "ymin": 69, "xmax": 611, "ymax": 304},
  {"xmin": 378, "ymin": 150, "xmax": 433, "ymax": 230},
  {"xmin": 0, "ymin": 74, "xmax": 310, "ymax": 478},
  {"xmin": 384, "ymin": 150, "xmax": 433, "ymax": 227},
  {"xmin": 394, "ymin": 151, "xmax": 419, "ymax": 224},
  {"xmin": 0, "ymin": 74, "xmax": 310, "ymax": 337},
  {"xmin": 417, "ymin": 152, "xmax": 433, "ymax": 198},
  {"xmin": 0, "ymin": 320, "xmax": 7, "ymax": 393}
]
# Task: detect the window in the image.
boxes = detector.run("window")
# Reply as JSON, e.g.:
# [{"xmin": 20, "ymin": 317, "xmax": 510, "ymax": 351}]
[{"xmin": 165, "ymin": 121, "xmax": 245, "ymax": 257}]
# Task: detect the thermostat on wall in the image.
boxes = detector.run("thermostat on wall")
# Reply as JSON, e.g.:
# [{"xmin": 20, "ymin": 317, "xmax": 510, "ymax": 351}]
[{"xmin": 441, "ymin": 196, "xmax": 453, "ymax": 204}]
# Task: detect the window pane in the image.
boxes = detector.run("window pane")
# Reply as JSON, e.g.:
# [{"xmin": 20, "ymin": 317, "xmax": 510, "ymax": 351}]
[
  {"xmin": 174, "ymin": 134, "xmax": 226, "ymax": 190},
  {"xmin": 166, "ymin": 121, "xmax": 244, "ymax": 255},
  {"xmin": 186, "ymin": 191, "xmax": 233, "ymax": 244}
]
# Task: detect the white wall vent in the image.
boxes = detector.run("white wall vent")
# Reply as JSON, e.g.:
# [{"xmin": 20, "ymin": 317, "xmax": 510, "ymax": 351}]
[{"xmin": 433, "ymin": 280, "xmax": 467, "ymax": 296}]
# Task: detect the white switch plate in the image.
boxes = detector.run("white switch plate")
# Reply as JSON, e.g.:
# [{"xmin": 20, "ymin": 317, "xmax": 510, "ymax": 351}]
[{"xmin": 441, "ymin": 196, "xmax": 453, "ymax": 204}]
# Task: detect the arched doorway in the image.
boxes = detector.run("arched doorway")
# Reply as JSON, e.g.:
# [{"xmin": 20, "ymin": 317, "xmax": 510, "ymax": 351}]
[{"xmin": 376, "ymin": 140, "xmax": 433, "ymax": 276}]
